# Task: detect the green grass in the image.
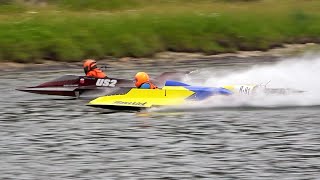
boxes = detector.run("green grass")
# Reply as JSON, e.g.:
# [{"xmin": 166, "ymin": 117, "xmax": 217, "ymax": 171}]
[{"xmin": 0, "ymin": 0, "xmax": 320, "ymax": 62}]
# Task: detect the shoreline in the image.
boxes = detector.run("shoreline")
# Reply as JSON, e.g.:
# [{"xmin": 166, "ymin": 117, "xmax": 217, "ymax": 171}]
[
  {"xmin": 2, "ymin": 43, "xmax": 319, "ymax": 72},
  {"xmin": 1, "ymin": 1, "xmax": 320, "ymax": 62}
]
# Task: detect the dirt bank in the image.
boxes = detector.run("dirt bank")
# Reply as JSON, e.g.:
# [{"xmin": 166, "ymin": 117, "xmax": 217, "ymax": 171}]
[{"xmin": 2, "ymin": 43, "xmax": 319, "ymax": 72}]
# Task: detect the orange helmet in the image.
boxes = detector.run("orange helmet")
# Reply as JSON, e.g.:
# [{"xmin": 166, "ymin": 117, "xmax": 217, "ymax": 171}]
[
  {"xmin": 83, "ymin": 59, "xmax": 97, "ymax": 74},
  {"xmin": 135, "ymin": 72, "xmax": 150, "ymax": 87}
]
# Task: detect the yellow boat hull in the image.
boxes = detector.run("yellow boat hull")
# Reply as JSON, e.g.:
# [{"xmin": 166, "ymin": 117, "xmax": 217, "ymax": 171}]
[{"xmin": 88, "ymin": 86, "xmax": 196, "ymax": 109}]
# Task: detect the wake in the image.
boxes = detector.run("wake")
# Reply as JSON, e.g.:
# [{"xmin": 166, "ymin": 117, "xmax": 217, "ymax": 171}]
[{"xmin": 154, "ymin": 54, "xmax": 320, "ymax": 111}]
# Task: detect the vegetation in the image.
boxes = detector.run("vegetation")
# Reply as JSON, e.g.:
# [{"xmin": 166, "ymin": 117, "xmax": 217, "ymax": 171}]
[{"xmin": 0, "ymin": 0, "xmax": 319, "ymax": 62}]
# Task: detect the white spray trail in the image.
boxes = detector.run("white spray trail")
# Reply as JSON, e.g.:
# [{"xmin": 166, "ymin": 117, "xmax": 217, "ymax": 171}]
[
  {"xmin": 154, "ymin": 54, "xmax": 320, "ymax": 111},
  {"xmin": 206, "ymin": 55, "xmax": 319, "ymax": 89}
]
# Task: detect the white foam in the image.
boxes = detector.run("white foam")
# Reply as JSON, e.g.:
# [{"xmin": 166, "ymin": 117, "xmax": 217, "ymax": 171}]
[{"xmin": 158, "ymin": 54, "xmax": 320, "ymax": 111}]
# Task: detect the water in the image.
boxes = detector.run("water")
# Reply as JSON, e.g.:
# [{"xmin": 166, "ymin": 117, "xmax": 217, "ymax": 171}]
[{"xmin": 1, "ymin": 55, "xmax": 320, "ymax": 179}]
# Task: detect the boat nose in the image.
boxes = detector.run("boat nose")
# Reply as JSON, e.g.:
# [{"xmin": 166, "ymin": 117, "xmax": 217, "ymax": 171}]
[{"xmin": 16, "ymin": 87, "xmax": 32, "ymax": 92}]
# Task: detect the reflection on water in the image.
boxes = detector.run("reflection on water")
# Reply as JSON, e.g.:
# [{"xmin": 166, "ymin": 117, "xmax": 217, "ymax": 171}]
[{"xmin": 1, "ymin": 57, "xmax": 320, "ymax": 179}]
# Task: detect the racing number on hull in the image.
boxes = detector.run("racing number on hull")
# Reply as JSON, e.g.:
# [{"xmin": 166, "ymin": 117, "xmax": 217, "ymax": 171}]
[{"xmin": 96, "ymin": 79, "xmax": 118, "ymax": 87}]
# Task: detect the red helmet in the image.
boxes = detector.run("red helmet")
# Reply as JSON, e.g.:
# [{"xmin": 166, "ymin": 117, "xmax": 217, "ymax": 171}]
[
  {"xmin": 135, "ymin": 72, "xmax": 150, "ymax": 87},
  {"xmin": 83, "ymin": 59, "xmax": 97, "ymax": 74}
]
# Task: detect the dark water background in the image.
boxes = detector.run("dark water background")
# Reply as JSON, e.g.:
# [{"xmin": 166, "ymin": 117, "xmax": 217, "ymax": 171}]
[{"xmin": 1, "ymin": 57, "xmax": 320, "ymax": 179}]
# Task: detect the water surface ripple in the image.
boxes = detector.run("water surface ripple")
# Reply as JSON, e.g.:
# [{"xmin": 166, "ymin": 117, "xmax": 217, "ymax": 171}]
[{"xmin": 1, "ymin": 57, "xmax": 320, "ymax": 179}]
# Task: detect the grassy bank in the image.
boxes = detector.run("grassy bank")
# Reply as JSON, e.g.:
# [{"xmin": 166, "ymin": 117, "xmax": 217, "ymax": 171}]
[{"xmin": 0, "ymin": 0, "xmax": 320, "ymax": 62}]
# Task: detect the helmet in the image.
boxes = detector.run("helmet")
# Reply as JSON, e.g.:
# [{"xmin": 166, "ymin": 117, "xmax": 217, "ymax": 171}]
[
  {"xmin": 83, "ymin": 59, "xmax": 97, "ymax": 74},
  {"xmin": 135, "ymin": 72, "xmax": 150, "ymax": 87}
]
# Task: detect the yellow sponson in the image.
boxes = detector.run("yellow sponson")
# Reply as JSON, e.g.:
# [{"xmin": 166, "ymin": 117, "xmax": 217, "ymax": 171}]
[
  {"xmin": 222, "ymin": 84, "xmax": 257, "ymax": 95},
  {"xmin": 88, "ymin": 86, "xmax": 195, "ymax": 108},
  {"xmin": 222, "ymin": 85, "xmax": 235, "ymax": 91},
  {"xmin": 223, "ymin": 84, "xmax": 257, "ymax": 90}
]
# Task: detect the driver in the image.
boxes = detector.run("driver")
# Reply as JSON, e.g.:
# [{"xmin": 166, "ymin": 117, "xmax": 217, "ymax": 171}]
[
  {"xmin": 135, "ymin": 72, "xmax": 158, "ymax": 89},
  {"xmin": 83, "ymin": 59, "xmax": 107, "ymax": 78}
]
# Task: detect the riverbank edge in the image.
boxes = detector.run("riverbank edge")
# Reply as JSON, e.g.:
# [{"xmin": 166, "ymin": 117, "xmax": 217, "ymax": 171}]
[{"xmin": 2, "ymin": 43, "xmax": 319, "ymax": 72}]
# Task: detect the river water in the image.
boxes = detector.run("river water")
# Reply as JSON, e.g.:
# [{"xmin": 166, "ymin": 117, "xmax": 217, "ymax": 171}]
[{"xmin": 1, "ymin": 55, "xmax": 320, "ymax": 179}]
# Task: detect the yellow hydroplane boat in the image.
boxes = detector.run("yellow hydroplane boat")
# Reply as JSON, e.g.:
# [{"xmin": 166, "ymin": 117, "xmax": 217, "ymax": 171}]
[
  {"xmin": 88, "ymin": 80, "xmax": 232, "ymax": 110},
  {"xmin": 88, "ymin": 80, "xmax": 304, "ymax": 110}
]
